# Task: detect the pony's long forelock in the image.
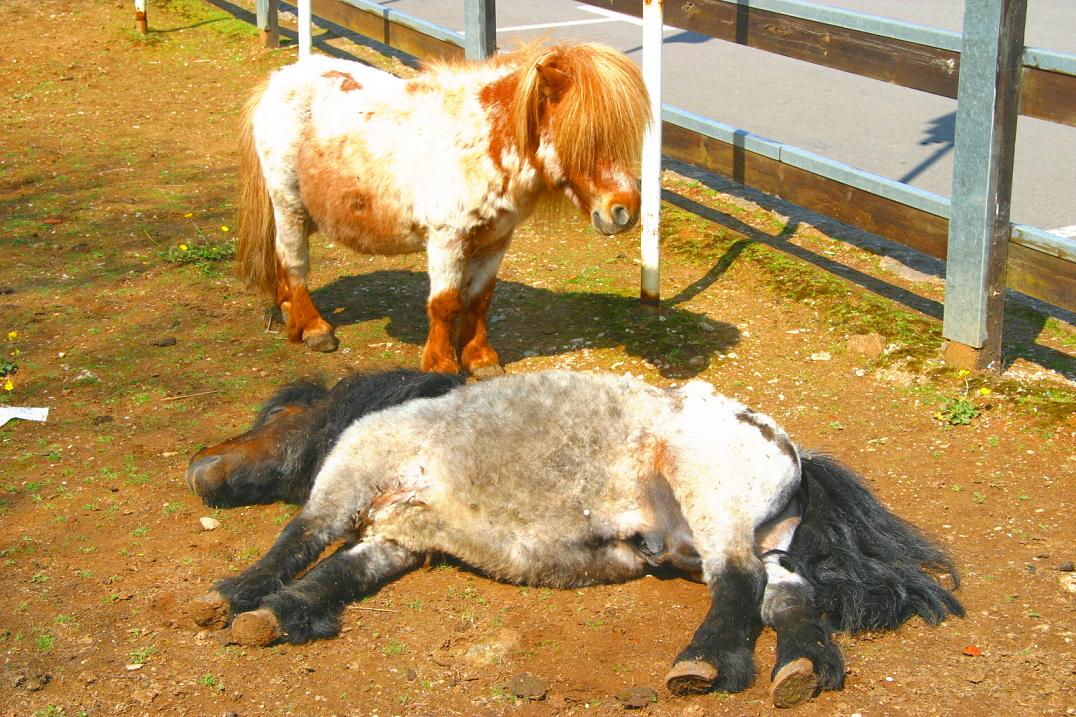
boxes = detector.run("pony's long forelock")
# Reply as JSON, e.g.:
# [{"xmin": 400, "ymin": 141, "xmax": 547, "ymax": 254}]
[{"xmin": 511, "ymin": 43, "xmax": 651, "ymax": 182}]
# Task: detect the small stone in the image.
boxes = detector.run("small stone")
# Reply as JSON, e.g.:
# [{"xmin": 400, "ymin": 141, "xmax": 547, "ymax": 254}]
[
  {"xmin": 506, "ymin": 673, "xmax": 547, "ymax": 700},
  {"xmin": 1058, "ymin": 562, "xmax": 1073, "ymax": 572},
  {"xmin": 847, "ymin": 332, "xmax": 886, "ymax": 358},
  {"xmin": 808, "ymin": 352, "xmax": 832, "ymax": 362},
  {"xmin": 406, "ymin": 667, "xmax": 418, "ymax": 681},
  {"xmin": 200, "ymin": 517, "xmax": 220, "ymax": 531},
  {"xmin": 151, "ymin": 336, "xmax": 177, "ymax": 347},
  {"xmin": 615, "ymin": 686, "xmax": 658, "ymax": 708},
  {"xmin": 125, "ymin": 663, "xmax": 144, "ymax": 671},
  {"xmin": 0, "ymin": 287, "xmax": 14, "ymax": 295}
]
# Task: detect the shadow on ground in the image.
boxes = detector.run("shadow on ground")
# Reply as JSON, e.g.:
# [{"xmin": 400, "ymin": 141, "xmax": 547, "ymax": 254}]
[{"xmin": 311, "ymin": 270, "xmax": 740, "ymax": 379}]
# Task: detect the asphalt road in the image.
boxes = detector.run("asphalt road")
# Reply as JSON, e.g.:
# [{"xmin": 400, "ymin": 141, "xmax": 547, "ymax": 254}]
[{"xmin": 370, "ymin": 0, "xmax": 1076, "ymax": 236}]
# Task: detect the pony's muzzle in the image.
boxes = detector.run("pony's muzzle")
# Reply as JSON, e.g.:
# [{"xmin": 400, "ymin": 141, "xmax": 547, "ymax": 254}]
[
  {"xmin": 591, "ymin": 203, "xmax": 639, "ymax": 235},
  {"xmin": 186, "ymin": 453, "xmax": 225, "ymax": 496}
]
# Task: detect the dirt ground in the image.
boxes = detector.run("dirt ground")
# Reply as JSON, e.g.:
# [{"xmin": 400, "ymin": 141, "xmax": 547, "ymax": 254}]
[{"xmin": 1, "ymin": 2, "xmax": 1074, "ymax": 716}]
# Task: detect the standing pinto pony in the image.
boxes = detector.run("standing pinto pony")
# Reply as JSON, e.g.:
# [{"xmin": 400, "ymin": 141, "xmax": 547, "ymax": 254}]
[{"xmin": 236, "ymin": 43, "xmax": 650, "ymax": 376}]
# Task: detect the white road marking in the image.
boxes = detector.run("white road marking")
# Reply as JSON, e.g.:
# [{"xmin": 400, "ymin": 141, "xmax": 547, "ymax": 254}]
[
  {"xmin": 1048, "ymin": 225, "xmax": 1076, "ymax": 239},
  {"xmin": 498, "ymin": 18, "xmax": 618, "ymax": 32},
  {"xmin": 576, "ymin": 4, "xmax": 676, "ymax": 31}
]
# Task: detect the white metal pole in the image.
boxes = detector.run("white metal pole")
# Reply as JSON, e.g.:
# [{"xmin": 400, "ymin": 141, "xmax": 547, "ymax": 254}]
[
  {"xmin": 640, "ymin": 0, "xmax": 663, "ymax": 307},
  {"xmin": 134, "ymin": 0, "xmax": 147, "ymax": 33},
  {"xmin": 298, "ymin": 0, "xmax": 312, "ymax": 59}
]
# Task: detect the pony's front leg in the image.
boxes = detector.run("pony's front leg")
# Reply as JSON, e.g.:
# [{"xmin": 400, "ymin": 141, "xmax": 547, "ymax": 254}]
[
  {"xmin": 274, "ymin": 208, "xmax": 338, "ymax": 353},
  {"xmin": 458, "ymin": 245, "xmax": 509, "ymax": 378},
  {"xmin": 188, "ymin": 510, "xmax": 337, "ymax": 630},
  {"xmin": 665, "ymin": 556, "xmax": 766, "ymax": 696},
  {"xmin": 229, "ymin": 538, "xmax": 422, "ymax": 646},
  {"xmin": 421, "ymin": 242, "xmax": 465, "ymax": 373}
]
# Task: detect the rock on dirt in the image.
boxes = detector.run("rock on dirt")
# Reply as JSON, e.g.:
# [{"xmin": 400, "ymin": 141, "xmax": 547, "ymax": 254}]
[
  {"xmin": 200, "ymin": 516, "xmax": 221, "ymax": 530},
  {"xmin": 151, "ymin": 336, "xmax": 177, "ymax": 347},
  {"xmin": 614, "ymin": 686, "xmax": 658, "ymax": 708},
  {"xmin": 507, "ymin": 673, "xmax": 547, "ymax": 700},
  {"xmin": 848, "ymin": 332, "xmax": 886, "ymax": 358}
]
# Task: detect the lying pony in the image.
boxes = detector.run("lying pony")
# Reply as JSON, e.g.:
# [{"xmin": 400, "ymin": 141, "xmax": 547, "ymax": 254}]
[{"xmin": 186, "ymin": 369, "xmax": 963, "ymax": 708}]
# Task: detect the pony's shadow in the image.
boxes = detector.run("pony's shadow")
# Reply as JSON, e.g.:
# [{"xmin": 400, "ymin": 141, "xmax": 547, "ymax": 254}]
[{"xmin": 312, "ymin": 270, "xmax": 740, "ymax": 379}]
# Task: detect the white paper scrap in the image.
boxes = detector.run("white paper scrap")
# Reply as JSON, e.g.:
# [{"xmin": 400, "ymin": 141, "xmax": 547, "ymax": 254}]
[{"xmin": 0, "ymin": 407, "xmax": 49, "ymax": 429}]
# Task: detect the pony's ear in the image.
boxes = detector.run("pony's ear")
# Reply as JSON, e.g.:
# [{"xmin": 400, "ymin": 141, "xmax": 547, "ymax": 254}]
[{"xmin": 534, "ymin": 61, "xmax": 572, "ymax": 102}]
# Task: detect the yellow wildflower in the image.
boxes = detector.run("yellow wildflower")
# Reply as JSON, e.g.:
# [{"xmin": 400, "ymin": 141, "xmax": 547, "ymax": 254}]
[
  {"xmin": 6, "ymin": 331, "xmax": 16, "ymax": 341},
  {"xmin": 3, "ymin": 380, "xmax": 12, "ymax": 392},
  {"xmin": 979, "ymin": 387, "xmax": 991, "ymax": 396},
  {"xmin": 957, "ymin": 369, "xmax": 970, "ymax": 378},
  {"xmin": 220, "ymin": 225, "xmax": 230, "ymax": 233},
  {"xmin": 179, "ymin": 244, "xmax": 189, "ymax": 251},
  {"xmin": 184, "ymin": 212, "xmax": 193, "ymax": 218}
]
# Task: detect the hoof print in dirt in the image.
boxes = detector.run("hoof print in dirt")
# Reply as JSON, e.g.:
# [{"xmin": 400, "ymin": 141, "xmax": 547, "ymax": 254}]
[
  {"xmin": 506, "ymin": 673, "xmax": 547, "ymax": 700},
  {"xmin": 769, "ymin": 658, "xmax": 818, "ymax": 709},
  {"xmin": 230, "ymin": 608, "xmax": 285, "ymax": 646},
  {"xmin": 615, "ymin": 686, "xmax": 658, "ymax": 709},
  {"xmin": 188, "ymin": 590, "xmax": 231, "ymax": 630},
  {"xmin": 664, "ymin": 660, "xmax": 718, "ymax": 696}
]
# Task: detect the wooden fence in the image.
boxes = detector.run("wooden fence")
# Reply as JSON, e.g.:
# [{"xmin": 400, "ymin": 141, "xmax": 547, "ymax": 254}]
[{"xmin": 159, "ymin": 0, "xmax": 1075, "ymax": 370}]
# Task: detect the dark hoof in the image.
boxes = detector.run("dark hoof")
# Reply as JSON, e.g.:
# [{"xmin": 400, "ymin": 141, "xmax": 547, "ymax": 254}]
[
  {"xmin": 770, "ymin": 658, "xmax": 818, "ymax": 709},
  {"xmin": 189, "ymin": 591, "xmax": 231, "ymax": 630},
  {"xmin": 665, "ymin": 659, "xmax": 718, "ymax": 696},
  {"xmin": 230, "ymin": 608, "xmax": 285, "ymax": 646},
  {"xmin": 303, "ymin": 330, "xmax": 338, "ymax": 353},
  {"xmin": 468, "ymin": 363, "xmax": 505, "ymax": 381}
]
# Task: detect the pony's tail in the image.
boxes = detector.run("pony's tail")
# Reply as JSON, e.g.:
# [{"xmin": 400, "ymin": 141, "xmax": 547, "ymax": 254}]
[
  {"xmin": 236, "ymin": 80, "xmax": 278, "ymax": 300},
  {"xmin": 789, "ymin": 451, "xmax": 965, "ymax": 633}
]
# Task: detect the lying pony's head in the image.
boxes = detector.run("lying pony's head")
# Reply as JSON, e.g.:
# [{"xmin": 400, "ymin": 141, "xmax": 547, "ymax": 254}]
[{"xmin": 186, "ymin": 370, "xmax": 465, "ymax": 508}]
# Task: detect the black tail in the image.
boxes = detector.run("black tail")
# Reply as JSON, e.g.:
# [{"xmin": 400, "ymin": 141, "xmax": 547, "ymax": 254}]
[{"xmin": 789, "ymin": 451, "xmax": 965, "ymax": 633}]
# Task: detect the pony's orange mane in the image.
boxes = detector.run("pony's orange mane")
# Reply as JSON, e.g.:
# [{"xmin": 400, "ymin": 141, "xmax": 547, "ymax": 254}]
[{"xmin": 510, "ymin": 43, "xmax": 651, "ymax": 181}]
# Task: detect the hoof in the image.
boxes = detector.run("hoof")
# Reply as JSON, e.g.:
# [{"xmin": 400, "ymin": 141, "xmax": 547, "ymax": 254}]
[
  {"xmin": 188, "ymin": 591, "xmax": 231, "ymax": 630},
  {"xmin": 665, "ymin": 659, "xmax": 718, "ymax": 696},
  {"xmin": 770, "ymin": 658, "xmax": 818, "ymax": 709},
  {"xmin": 302, "ymin": 330, "xmax": 338, "ymax": 353},
  {"xmin": 468, "ymin": 363, "xmax": 505, "ymax": 381},
  {"xmin": 230, "ymin": 608, "xmax": 285, "ymax": 646}
]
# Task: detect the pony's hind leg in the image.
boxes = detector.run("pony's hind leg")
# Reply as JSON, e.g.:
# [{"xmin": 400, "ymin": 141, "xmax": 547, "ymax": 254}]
[
  {"xmin": 761, "ymin": 552, "xmax": 845, "ymax": 708},
  {"xmin": 665, "ymin": 556, "xmax": 766, "ymax": 695},
  {"xmin": 230, "ymin": 538, "xmax": 421, "ymax": 646},
  {"xmin": 457, "ymin": 244, "xmax": 509, "ymax": 378},
  {"xmin": 274, "ymin": 207, "xmax": 338, "ymax": 352}
]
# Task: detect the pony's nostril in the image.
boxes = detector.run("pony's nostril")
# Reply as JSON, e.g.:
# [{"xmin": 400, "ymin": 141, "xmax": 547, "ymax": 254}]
[
  {"xmin": 613, "ymin": 205, "xmax": 630, "ymax": 227},
  {"xmin": 592, "ymin": 209, "xmax": 602, "ymax": 226}
]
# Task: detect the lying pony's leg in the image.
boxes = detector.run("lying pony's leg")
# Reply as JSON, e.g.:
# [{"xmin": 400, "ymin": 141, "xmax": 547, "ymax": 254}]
[
  {"xmin": 665, "ymin": 554, "xmax": 766, "ymax": 695},
  {"xmin": 230, "ymin": 537, "xmax": 422, "ymax": 646},
  {"xmin": 761, "ymin": 552, "xmax": 845, "ymax": 708},
  {"xmin": 190, "ymin": 510, "xmax": 339, "ymax": 629}
]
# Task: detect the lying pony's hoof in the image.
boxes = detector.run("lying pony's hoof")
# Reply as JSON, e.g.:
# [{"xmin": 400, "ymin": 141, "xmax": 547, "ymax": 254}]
[
  {"xmin": 770, "ymin": 657, "xmax": 818, "ymax": 709},
  {"xmin": 230, "ymin": 608, "xmax": 285, "ymax": 646},
  {"xmin": 664, "ymin": 659, "xmax": 718, "ymax": 695},
  {"xmin": 188, "ymin": 591, "xmax": 231, "ymax": 630}
]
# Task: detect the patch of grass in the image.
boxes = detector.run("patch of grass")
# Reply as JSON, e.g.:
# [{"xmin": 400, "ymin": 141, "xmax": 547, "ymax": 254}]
[
  {"xmin": 935, "ymin": 396, "xmax": 979, "ymax": 425},
  {"xmin": 128, "ymin": 646, "xmax": 156, "ymax": 665},
  {"xmin": 162, "ymin": 239, "xmax": 236, "ymax": 267}
]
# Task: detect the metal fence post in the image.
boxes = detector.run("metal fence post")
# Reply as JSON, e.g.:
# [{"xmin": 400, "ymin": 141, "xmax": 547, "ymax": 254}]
[
  {"xmin": 256, "ymin": 0, "xmax": 279, "ymax": 48},
  {"xmin": 464, "ymin": 0, "xmax": 496, "ymax": 60},
  {"xmin": 298, "ymin": 0, "xmax": 312, "ymax": 59},
  {"xmin": 942, "ymin": 0, "xmax": 1027, "ymax": 370},
  {"xmin": 134, "ymin": 0, "xmax": 147, "ymax": 33},
  {"xmin": 639, "ymin": 0, "xmax": 663, "ymax": 308}
]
